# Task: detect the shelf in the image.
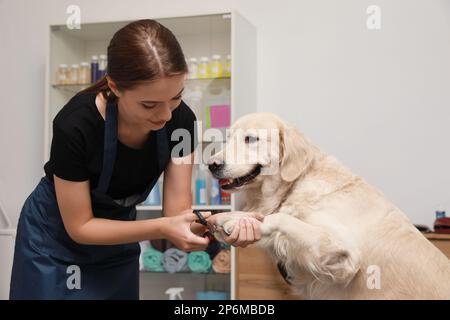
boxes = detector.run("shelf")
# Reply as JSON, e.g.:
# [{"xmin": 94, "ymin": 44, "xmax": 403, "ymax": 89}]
[
  {"xmin": 51, "ymin": 83, "xmax": 90, "ymax": 94},
  {"xmin": 187, "ymin": 76, "xmax": 231, "ymax": 82},
  {"xmin": 136, "ymin": 204, "xmax": 232, "ymax": 211},
  {"xmin": 51, "ymin": 77, "xmax": 231, "ymax": 94},
  {"xmin": 139, "ymin": 270, "xmax": 230, "ymax": 300},
  {"xmin": 140, "ymin": 270, "xmax": 230, "ymax": 275},
  {"xmin": 137, "ymin": 205, "xmax": 162, "ymax": 211}
]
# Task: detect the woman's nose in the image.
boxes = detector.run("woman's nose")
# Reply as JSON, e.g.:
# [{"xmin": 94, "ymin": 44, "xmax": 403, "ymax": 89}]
[{"xmin": 158, "ymin": 104, "xmax": 172, "ymax": 122}]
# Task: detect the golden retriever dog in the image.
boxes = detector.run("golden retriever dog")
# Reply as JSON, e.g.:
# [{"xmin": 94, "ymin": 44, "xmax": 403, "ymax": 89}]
[{"xmin": 207, "ymin": 112, "xmax": 450, "ymax": 299}]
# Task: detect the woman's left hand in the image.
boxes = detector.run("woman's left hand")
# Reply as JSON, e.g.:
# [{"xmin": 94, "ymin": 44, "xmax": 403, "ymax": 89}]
[{"xmin": 206, "ymin": 211, "xmax": 264, "ymax": 248}]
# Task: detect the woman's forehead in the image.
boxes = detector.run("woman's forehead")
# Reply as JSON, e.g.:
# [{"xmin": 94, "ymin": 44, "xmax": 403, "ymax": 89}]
[{"xmin": 129, "ymin": 75, "xmax": 186, "ymax": 101}]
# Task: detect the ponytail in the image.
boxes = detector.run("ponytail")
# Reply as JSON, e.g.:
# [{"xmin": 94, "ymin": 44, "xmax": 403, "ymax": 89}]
[{"xmin": 78, "ymin": 76, "xmax": 117, "ymax": 101}]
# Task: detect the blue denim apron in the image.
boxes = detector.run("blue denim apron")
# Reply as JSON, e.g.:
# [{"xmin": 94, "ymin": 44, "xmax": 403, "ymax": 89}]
[{"xmin": 10, "ymin": 99, "xmax": 169, "ymax": 299}]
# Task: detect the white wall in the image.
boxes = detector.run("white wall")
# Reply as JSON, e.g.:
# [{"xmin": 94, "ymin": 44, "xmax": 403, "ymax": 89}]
[{"xmin": 0, "ymin": 0, "xmax": 449, "ymax": 233}]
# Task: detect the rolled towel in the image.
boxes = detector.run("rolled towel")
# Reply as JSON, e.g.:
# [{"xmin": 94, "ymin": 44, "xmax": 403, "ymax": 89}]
[
  {"xmin": 139, "ymin": 240, "xmax": 151, "ymax": 271},
  {"xmin": 188, "ymin": 251, "xmax": 212, "ymax": 273},
  {"xmin": 162, "ymin": 248, "xmax": 189, "ymax": 274},
  {"xmin": 142, "ymin": 247, "xmax": 164, "ymax": 272},
  {"xmin": 212, "ymin": 249, "xmax": 231, "ymax": 274}
]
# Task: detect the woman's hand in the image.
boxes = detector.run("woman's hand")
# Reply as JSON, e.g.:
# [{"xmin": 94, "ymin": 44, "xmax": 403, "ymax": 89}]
[
  {"xmin": 160, "ymin": 209, "xmax": 211, "ymax": 252},
  {"xmin": 206, "ymin": 211, "xmax": 265, "ymax": 248}
]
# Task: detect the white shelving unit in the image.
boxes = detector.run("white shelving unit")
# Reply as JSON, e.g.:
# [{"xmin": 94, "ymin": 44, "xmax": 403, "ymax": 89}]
[{"xmin": 45, "ymin": 11, "xmax": 257, "ymax": 300}]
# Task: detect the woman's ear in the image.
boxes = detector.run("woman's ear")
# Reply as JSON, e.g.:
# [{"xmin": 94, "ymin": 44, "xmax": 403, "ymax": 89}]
[
  {"xmin": 280, "ymin": 125, "xmax": 315, "ymax": 182},
  {"xmin": 106, "ymin": 75, "xmax": 121, "ymax": 98}
]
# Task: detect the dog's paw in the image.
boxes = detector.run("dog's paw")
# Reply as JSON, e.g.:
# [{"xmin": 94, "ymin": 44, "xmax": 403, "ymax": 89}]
[
  {"xmin": 214, "ymin": 212, "xmax": 256, "ymax": 231},
  {"xmin": 214, "ymin": 213, "xmax": 259, "ymax": 242},
  {"xmin": 211, "ymin": 218, "xmax": 239, "ymax": 244},
  {"xmin": 222, "ymin": 218, "xmax": 240, "ymax": 235}
]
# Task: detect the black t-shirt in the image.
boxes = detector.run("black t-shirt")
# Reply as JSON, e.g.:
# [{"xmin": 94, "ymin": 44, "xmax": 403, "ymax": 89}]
[{"xmin": 44, "ymin": 91, "xmax": 197, "ymax": 200}]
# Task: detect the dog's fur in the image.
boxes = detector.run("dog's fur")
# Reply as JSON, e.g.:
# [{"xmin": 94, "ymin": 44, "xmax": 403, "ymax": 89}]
[{"xmin": 209, "ymin": 112, "xmax": 450, "ymax": 299}]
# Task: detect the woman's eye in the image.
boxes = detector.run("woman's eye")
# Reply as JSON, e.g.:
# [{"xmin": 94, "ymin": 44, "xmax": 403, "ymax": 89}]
[
  {"xmin": 244, "ymin": 135, "xmax": 259, "ymax": 144},
  {"xmin": 142, "ymin": 103, "xmax": 156, "ymax": 109},
  {"xmin": 173, "ymin": 95, "xmax": 182, "ymax": 100}
]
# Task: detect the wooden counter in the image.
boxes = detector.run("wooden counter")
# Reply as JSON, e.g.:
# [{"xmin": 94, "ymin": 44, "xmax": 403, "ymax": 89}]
[
  {"xmin": 423, "ymin": 232, "xmax": 450, "ymax": 258},
  {"xmin": 235, "ymin": 244, "xmax": 300, "ymax": 300},
  {"xmin": 235, "ymin": 232, "xmax": 450, "ymax": 299}
]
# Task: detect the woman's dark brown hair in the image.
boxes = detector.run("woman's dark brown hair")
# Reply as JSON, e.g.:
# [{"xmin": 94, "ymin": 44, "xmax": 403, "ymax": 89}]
[{"xmin": 81, "ymin": 19, "xmax": 188, "ymax": 100}]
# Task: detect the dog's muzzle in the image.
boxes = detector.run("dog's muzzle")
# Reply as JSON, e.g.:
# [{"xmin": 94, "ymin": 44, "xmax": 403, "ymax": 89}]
[{"xmin": 210, "ymin": 164, "xmax": 262, "ymax": 190}]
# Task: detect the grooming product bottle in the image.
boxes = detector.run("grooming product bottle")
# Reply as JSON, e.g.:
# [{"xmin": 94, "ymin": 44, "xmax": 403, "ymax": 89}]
[
  {"xmin": 220, "ymin": 189, "xmax": 230, "ymax": 205},
  {"xmin": 436, "ymin": 206, "xmax": 447, "ymax": 219},
  {"xmin": 90, "ymin": 55, "xmax": 99, "ymax": 83},
  {"xmin": 225, "ymin": 54, "xmax": 231, "ymax": 77},
  {"xmin": 188, "ymin": 57, "xmax": 199, "ymax": 79},
  {"xmin": 198, "ymin": 57, "xmax": 210, "ymax": 79},
  {"xmin": 56, "ymin": 64, "xmax": 68, "ymax": 84},
  {"xmin": 78, "ymin": 62, "xmax": 91, "ymax": 84},
  {"xmin": 69, "ymin": 64, "xmax": 79, "ymax": 84},
  {"xmin": 98, "ymin": 54, "xmax": 107, "ymax": 79},
  {"xmin": 210, "ymin": 176, "xmax": 222, "ymax": 205},
  {"xmin": 195, "ymin": 164, "xmax": 207, "ymax": 205},
  {"xmin": 210, "ymin": 54, "xmax": 223, "ymax": 78},
  {"xmin": 144, "ymin": 181, "xmax": 161, "ymax": 206}
]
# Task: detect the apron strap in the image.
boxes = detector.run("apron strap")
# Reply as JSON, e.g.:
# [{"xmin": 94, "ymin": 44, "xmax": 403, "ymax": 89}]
[
  {"xmin": 138, "ymin": 127, "xmax": 170, "ymax": 199},
  {"xmin": 94, "ymin": 99, "xmax": 118, "ymax": 194}
]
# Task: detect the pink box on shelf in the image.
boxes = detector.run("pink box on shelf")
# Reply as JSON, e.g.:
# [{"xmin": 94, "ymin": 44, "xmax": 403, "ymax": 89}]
[{"xmin": 209, "ymin": 105, "xmax": 230, "ymax": 128}]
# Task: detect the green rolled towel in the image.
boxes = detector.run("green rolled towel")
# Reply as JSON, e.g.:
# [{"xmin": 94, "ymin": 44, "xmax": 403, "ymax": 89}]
[
  {"xmin": 142, "ymin": 247, "xmax": 165, "ymax": 272},
  {"xmin": 188, "ymin": 251, "xmax": 212, "ymax": 273}
]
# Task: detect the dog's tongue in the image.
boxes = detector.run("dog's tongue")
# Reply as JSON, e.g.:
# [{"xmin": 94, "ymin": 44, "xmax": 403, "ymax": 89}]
[{"xmin": 219, "ymin": 179, "xmax": 232, "ymax": 186}]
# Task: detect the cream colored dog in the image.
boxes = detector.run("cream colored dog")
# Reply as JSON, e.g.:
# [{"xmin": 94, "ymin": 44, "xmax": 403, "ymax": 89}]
[{"xmin": 208, "ymin": 112, "xmax": 450, "ymax": 299}]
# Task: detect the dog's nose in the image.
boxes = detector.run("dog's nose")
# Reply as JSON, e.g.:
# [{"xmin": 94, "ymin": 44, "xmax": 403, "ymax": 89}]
[{"xmin": 208, "ymin": 161, "xmax": 224, "ymax": 173}]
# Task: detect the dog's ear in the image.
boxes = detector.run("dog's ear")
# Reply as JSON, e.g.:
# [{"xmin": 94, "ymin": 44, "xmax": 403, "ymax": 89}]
[{"xmin": 280, "ymin": 125, "xmax": 315, "ymax": 182}]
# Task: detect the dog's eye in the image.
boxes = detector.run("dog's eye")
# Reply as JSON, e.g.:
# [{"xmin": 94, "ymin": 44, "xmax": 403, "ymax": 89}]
[{"xmin": 244, "ymin": 135, "xmax": 259, "ymax": 144}]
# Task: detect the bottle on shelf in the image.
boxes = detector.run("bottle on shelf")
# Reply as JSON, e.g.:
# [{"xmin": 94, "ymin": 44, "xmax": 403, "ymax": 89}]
[
  {"xmin": 436, "ymin": 206, "xmax": 447, "ymax": 219},
  {"xmin": 143, "ymin": 181, "xmax": 161, "ymax": 205},
  {"xmin": 188, "ymin": 57, "xmax": 199, "ymax": 79},
  {"xmin": 220, "ymin": 189, "xmax": 231, "ymax": 205},
  {"xmin": 78, "ymin": 62, "xmax": 91, "ymax": 84},
  {"xmin": 195, "ymin": 164, "xmax": 208, "ymax": 205},
  {"xmin": 198, "ymin": 57, "xmax": 210, "ymax": 79},
  {"xmin": 69, "ymin": 64, "xmax": 79, "ymax": 85},
  {"xmin": 165, "ymin": 287, "xmax": 184, "ymax": 300},
  {"xmin": 210, "ymin": 177, "xmax": 222, "ymax": 205},
  {"xmin": 91, "ymin": 55, "xmax": 99, "ymax": 83},
  {"xmin": 56, "ymin": 64, "xmax": 68, "ymax": 85},
  {"xmin": 225, "ymin": 54, "xmax": 231, "ymax": 77},
  {"xmin": 98, "ymin": 54, "xmax": 107, "ymax": 79},
  {"xmin": 210, "ymin": 54, "xmax": 223, "ymax": 78}
]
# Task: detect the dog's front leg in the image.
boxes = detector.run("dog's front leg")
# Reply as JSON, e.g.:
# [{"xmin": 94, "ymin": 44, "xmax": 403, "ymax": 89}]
[{"xmin": 258, "ymin": 213, "xmax": 361, "ymax": 286}]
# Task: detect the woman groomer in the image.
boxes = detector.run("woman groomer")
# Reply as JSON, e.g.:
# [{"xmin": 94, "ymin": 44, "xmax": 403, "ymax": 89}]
[{"xmin": 10, "ymin": 19, "xmax": 263, "ymax": 300}]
